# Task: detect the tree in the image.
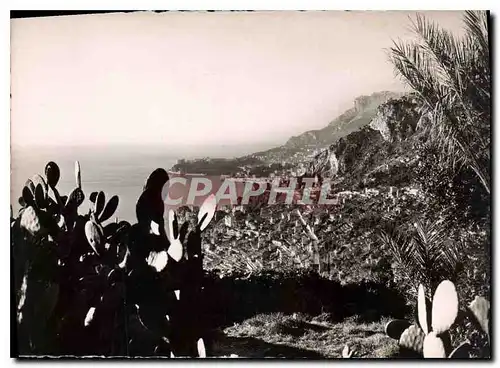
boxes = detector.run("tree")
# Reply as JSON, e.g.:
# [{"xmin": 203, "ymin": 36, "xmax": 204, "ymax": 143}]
[{"xmin": 389, "ymin": 11, "xmax": 490, "ymax": 193}]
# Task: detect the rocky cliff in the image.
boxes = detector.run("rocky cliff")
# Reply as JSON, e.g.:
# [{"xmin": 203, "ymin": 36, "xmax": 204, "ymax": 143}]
[
  {"xmin": 369, "ymin": 95, "xmax": 420, "ymax": 142},
  {"xmin": 284, "ymin": 91, "xmax": 403, "ymax": 149},
  {"xmin": 174, "ymin": 91, "xmax": 416, "ymax": 179},
  {"xmin": 305, "ymin": 94, "xmax": 423, "ymax": 188}
]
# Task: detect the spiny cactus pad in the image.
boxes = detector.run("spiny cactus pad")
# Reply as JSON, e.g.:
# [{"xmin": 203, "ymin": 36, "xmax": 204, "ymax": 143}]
[
  {"xmin": 85, "ymin": 220, "xmax": 102, "ymax": 255},
  {"xmin": 399, "ymin": 324, "xmax": 425, "ymax": 353},
  {"xmin": 75, "ymin": 161, "xmax": 82, "ymax": 188},
  {"xmin": 20, "ymin": 206, "xmax": 41, "ymax": 235},
  {"xmin": 34, "ymin": 184, "xmax": 47, "ymax": 209},
  {"xmin": 197, "ymin": 194, "xmax": 216, "ymax": 231},
  {"xmin": 95, "ymin": 191, "xmax": 106, "ymax": 217},
  {"xmin": 66, "ymin": 188, "xmax": 85, "ymax": 209},
  {"xmin": 417, "ymin": 284, "xmax": 431, "ymax": 334},
  {"xmin": 90, "ymin": 191, "xmax": 98, "ymax": 203},
  {"xmin": 168, "ymin": 239, "xmax": 183, "ymax": 262},
  {"xmin": 448, "ymin": 341, "xmax": 472, "ymax": 359},
  {"xmin": 165, "ymin": 210, "xmax": 183, "ymax": 262},
  {"xmin": 22, "ymin": 186, "xmax": 35, "ymax": 207},
  {"xmin": 342, "ymin": 344, "xmax": 355, "ymax": 358},
  {"xmin": 197, "ymin": 338, "xmax": 206, "ymax": 358},
  {"xmin": 468, "ymin": 295, "xmax": 490, "ymax": 338},
  {"xmin": 146, "ymin": 250, "xmax": 168, "ymax": 272},
  {"xmin": 385, "ymin": 319, "xmax": 411, "ymax": 340},
  {"xmin": 431, "ymin": 280, "xmax": 458, "ymax": 334},
  {"xmin": 45, "ymin": 161, "xmax": 60, "ymax": 188},
  {"xmin": 99, "ymin": 195, "xmax": 119, "ymax": 223},
  {"xmin": 31, "ymin": 174, "xmax": 48, "ymax": 194},
  {"xmin": 25, "ymin": 179, "xmax": 35, "ymax": 194},
  {"xmin": 423, "ymin": 332, "xmax": 446, "ymax": 358}
]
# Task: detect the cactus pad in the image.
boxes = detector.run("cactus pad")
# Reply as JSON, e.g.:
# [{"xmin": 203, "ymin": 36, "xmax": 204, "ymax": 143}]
[
  {"xmin": 45, "ymin": 161, "xmax": 60, "ymax": 188},
  {"xmin": 342, "ymin": 344, "xmax": 354, "ymax": 358},
  {"xmin": 399, "ymin": 324, "xmax": 425, "ymax": 353},
  {"xmin": 85, "ymin": 220, "xmax": 102, "ymax": 255},
  {"xmin": 423, "ymin": 332, "xmax": 446, "ymax": 358},
  {"xmin": 417, "ymin": 284, "xmax": 431, "ymax": 334},
  {"xmin": 25, "ymin": 179, "xmax": 35, "ymax": 194},
  {"xmin": 95, "ymin": 191, "xmax": 106, "ymax": 217},
  {"xmin": 468, "ymin": 295, "xmax": 490, "ymax": 338},
  {"xmin": 75, "ymin": 161, "xmax": 82, "ymax": 188},
  {"xmin": 168, "ymin": 239, "xmax": 183, "ymax": 262},
  {"xmin": 31, "ymin": 174, "xmax": 48, "ymax": 193},
  {"xmin": 197, "ymin": 338, "xmax": 206, "ymax": 358},
  {"xmin": 385, "ymin": 319, "xmax": 411, "ymax": 340},
  {"xmin": 22, "ymin": 186, "xmax": 35, "ymax": 207},
  {"xmin": 20, "ymin": 206, "xmax": 41, "ymax": 235},
  {"xmin": 197, "ymin": 194, "xmax": 216, "ymax": 231},
  {"xmin": 66, "ymin": 188, "xmax": 85, "ymax": 209},
  {"xmin": 431, "ymin": 280, "xmax": 458, "ymax": 334},
  {"xmin": 165, "ymin": 209, "xmax": 177, "ymax": 241},
  {"xmin": 34, "ymin": 184, "xmax": 47, "ymax": 209},
  {"xmin": 99, "ymin": 195, "xmax": 119, "ymax": 223},
  {"xmin": 146, "ymin": 250, "xmax": 168, "ymax": 272},
  {"xmin": 89, "ymin": 191, "xmax": 98, "ymax": 203},
  {"xmin": 448, "ymin": 341, "xmax": 472, "ymax": 359}
]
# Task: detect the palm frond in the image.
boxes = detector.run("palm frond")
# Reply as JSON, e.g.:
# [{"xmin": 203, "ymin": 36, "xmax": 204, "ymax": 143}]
[
  {"xmin": 388, "ymin": 11, "xmax": 491, "ymax": 194},
  {"xmin": 463, "ymin": 11, "xmax": 490, "ymax": 59},
  {"xmin": 380, "ymin": 220, "xmax": 463, "ymax": 292}
]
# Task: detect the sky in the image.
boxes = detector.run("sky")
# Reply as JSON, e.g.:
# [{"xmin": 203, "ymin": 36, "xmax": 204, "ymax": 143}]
[{"xmin": 11, "ymin": 11, "xmax": 466, "ymax": 150}]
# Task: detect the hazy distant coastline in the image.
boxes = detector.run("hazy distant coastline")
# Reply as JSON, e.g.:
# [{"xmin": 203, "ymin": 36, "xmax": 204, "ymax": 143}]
[
  {"xmin": 10, "ymin": 141, "xmax": 283, "ymax": 222},
  {"xmin": 10, "ymin": 141, "xmax": 282, "ymax": 160}
]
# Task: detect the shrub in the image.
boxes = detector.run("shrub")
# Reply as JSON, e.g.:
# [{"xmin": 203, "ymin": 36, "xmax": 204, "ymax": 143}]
[{"xmin": 12, "ymin": 161, "xmax": 216, "ymax": 357}]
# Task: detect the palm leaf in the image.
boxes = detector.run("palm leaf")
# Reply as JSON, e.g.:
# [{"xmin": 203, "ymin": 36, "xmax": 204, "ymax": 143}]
[
  {"xmin": 380, "ymin": 220, "xmax": 463, "ymax": 293},
  {"xmin": 388, "ymin": 11, "xmax": 490, "ymax": 194}
]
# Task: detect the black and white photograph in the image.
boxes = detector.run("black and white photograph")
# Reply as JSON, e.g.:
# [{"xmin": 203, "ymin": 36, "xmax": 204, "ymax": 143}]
[{"xmin": 9, "ymin": 9, "xmax": 491, "ymax": 359}]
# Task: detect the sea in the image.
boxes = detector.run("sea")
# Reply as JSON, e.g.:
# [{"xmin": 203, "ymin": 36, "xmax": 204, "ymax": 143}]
[{"xmin": 10, "ymin": 143, "xmax": 275, "ymax": 223}]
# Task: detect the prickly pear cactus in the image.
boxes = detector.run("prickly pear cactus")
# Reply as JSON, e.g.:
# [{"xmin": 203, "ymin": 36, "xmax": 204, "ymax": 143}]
[
  {"xmin": 13, "ymin": 163, "xmax": 217, "ymax": 357},
  {"xmin": 423, "ymin": 331, "xmax": 446, "ymax": 358},
  {"xmin": 385, "ymin": 280, "xmax": 488, "ymax": 359},
  {"xmin": 385, "ymin": 319, "xmax": 411, "ymax": 340},
  {"xmin": 13, "ymin": 160, "xmax": 131, "ymax": 356},
  {"xmin": 162, "ymin": 194, "xmax": 217, "ymax": 357},
  {"xmin": 399, "ymin": 324, "xmax": 425, "ymax": 353},
  {"xmin": 20, "ymin": 206, "xmax": 41, "ymax": 235},
  {"xmin": 85, "ymin": 220, "xmax": 103, "ymax": 255},
  {"xmin": 45, "ymin": 161, "xmax": 60, "ymax": 188},
  {"xmin": 83, "ymin": 190, "xmax": 121, "ymax": 256},
  {"xmin": 342, "ymin": 344, "xmax": 355, "ymax": 358},
  {"xmin": 468, "ymin": 296, "xmax": 490, "ymax": 340},
  {"xmin": 431, "ymin": 281, "xmax": 458, "ymax": 335}
]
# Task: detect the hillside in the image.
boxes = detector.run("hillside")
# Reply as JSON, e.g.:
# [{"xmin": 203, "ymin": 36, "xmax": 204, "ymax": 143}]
[
  {"xmin": 284, "ymin": 91, "xmax": 403, "ymax": 149},
  {"xmin": 174, "ymin": 92, "xmax": 489, "ymax": 292},
  {"xmin": 166, "ymin": 90, "xmax": 490, "ymax": 358},
  {"xmin": 12, "ymin": 91, "xmax": 490, "ymax": 359},
  {"xmin": 13, "ymin": 9, "xmax": 491, "ymax": 359},
  {"xmin": 248, "ymin": 91, "xmax": 403, "ymax": 165},
  {"xmin": 169, "ymin": 91, "xmax": 489, "ymax": 300},
  {"xmin": 171, "ymin": 91, "xmax": 403, "ymax": 175},
  {"xmin": 305, "ymin": 94, "xmax": 422, "ymax": 188}
]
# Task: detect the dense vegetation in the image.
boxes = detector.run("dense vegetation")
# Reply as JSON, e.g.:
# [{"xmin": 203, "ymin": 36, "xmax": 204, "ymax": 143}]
[
  {"xmin": 12, "ymin": 163, "xmax": 216, "ymax": 357},
  {"xmin": 11, "ymin": 11, "xmax": 490, "ymax": 359}
]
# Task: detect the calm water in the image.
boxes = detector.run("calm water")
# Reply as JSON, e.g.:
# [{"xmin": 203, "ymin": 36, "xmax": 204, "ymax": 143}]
[
  {"xmin": 11, "ymin": 143, "xmax": 277, "ymax": 223},
  {"xmin": 11, "ymin": 145, "xmax": 178, "ymax": 223}
]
